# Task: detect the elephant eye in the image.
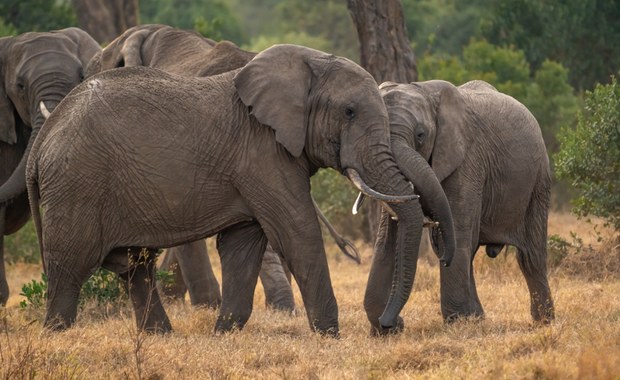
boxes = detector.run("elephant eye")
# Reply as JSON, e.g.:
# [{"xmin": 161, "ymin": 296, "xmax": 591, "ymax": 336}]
[
  {"xmin": 344, "ymin": 106, "xmax": 356, "ymax": 120},
  {"xmin": 16, "ymin": 81, "xmax": 25, "ymax": 92},
  {"xmin": 78, "ymin": 69, "xmax": 85, "ymax": 82},
  {"xmin": 415, "ymin": 124, "xmax": 426, "ymax": 143}
]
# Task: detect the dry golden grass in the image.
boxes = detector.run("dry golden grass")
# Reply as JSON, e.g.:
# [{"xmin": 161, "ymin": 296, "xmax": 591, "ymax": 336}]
[{"xmin": 1, "ymin": 212, "xmax": 619, "ymax": 379}]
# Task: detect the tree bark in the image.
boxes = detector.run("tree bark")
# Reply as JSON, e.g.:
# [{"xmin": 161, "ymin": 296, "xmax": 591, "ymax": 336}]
[
  {"xmin": 72, "ymin": 0, "xmax": 139, "ymax": 44},
  {"xmin": 347, "ymin": 0, "xmax": 418, "ymax": 241}
]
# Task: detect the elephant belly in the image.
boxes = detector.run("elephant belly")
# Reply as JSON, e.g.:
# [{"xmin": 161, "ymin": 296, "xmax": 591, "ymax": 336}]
[
  {"xmin": 112, "ymin": 181, "xmax": 255, "ymax": 249},
  {"xmin": 479, "ymin": 165, "xmax": 538, "ymax": 244}
]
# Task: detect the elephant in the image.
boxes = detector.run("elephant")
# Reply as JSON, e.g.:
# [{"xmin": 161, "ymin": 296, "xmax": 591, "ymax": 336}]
[
  {"xmin": 363, "ymin": 79, "xmax": 554, "ymax": 332},
  {"xmin": 86, "ymin": 24, "xmax": 360, "ymax": 312},
  {"xmin": 0, "ymin": 28, "xmax": 100, "ymax": 305},
  {"xmin": 27, "ymin": 44, "xmax": 455, "ymax": 336}
]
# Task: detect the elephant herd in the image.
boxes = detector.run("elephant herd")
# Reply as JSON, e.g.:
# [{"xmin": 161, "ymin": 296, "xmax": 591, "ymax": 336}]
[{"xmin": 0, "ymin": 24, "xmax": 554, "ymax": 338}]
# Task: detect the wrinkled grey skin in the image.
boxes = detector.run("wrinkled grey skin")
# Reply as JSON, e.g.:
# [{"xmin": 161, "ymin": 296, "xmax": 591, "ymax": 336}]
[
  {"xmin": 87, "ymin": 24, "xmax": 295, "ymax": 310},
  {"xmin": 0, "ymin": 28, "xmax": 100, "ymax": 305},
  {"xmin": 90, "ymin": 24, "xmax": 360, "ymax": 314},
  {"xmin": 27, "ymin": 44, "xmax": 427, "ymax": 336},
  {"xmin": 373, "ymin": 79, "xmax": 554, "ymax": 325}
]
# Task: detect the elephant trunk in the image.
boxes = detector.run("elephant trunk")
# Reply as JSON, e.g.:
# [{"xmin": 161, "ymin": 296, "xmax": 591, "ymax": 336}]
[
  {"xmin": 345, "ymin": 147, "xmax": 424, "ymax": 331},
  {"xmin": 0, "ymin": 101, "xmax": 53, "ymax": 207},
  {"xmin": 391, "ymin": 139, "xmax": 456, "ymax": 266}
]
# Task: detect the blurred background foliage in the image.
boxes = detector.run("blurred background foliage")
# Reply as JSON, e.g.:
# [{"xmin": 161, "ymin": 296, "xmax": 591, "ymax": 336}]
[{"xmin": 1, "ymin": 0, "xmax": 618, "ymax": 263}]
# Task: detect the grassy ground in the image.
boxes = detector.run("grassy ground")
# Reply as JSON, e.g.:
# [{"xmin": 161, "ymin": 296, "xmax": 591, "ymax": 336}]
[{"xmin": 1, "ymin": 212, "xmax": 618, "ymax": 379}]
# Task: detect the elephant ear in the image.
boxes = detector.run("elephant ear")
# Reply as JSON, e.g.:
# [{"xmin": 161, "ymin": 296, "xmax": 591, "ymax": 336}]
[
  {"xmin": 119, "ymin": 29, "xmax": 153, "ymax": 67},
  {"xmin": 234, "ymin": 44, "xmax": 324, "ymax": 157},
  {"xmin": 417, "ymin": 80, "xmax": 468, "ymax": 182},
  {"xmin": 0, "ymin": 37, "xmax": 17, "ymax": 145},
  {"xmin": 55, "ymin": 27, "xmax": 101, "ymax": 68}
]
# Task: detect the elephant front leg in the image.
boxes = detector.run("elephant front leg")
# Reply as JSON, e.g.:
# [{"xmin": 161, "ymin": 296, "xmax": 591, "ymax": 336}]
[
  {"xmin": 278, "ymin": 229, "xmax": 339, "ymax": 336},
  {"xmin": 215, "ymin": 221, "xmax": 267, "ymax": 333},
  {"xmin": 438, "ymin": 197, "xmax": 484, "ymax": 321},
  {"xmin": 120, "ymin": 248, "xmax": 172, "ymax": 334},
  {"xmin": 260, "ymin": 245, "xmax": 295, "ymax": 312},
  {"xmin": 439, "ymin": 247, "xmax": 484, "ymax": 321}
]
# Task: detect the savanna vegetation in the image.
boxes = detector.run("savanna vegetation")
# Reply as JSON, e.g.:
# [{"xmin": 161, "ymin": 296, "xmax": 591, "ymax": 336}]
[
  {"xmin": 2, "ymin": 212, "xmax": 619, "ymax": 378},
  {"xmin": 1, "ymin": 0, "xmax": 619, "ymax": 378}
]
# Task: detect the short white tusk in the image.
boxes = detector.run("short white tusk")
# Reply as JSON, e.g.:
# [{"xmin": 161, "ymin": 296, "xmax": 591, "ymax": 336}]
[
  {"xmin": 39, "ymin": 101, "xmax": 51, "ymax": 119},
  {"xmin": 352, "ymin": 192, "xmax": 365, "ymax": 215}
]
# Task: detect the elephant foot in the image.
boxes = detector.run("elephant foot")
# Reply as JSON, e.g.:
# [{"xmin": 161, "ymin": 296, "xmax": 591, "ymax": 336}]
[
  {"xmin": 265, "ymin": 297, "xmax": 295, "ymax": 314},
  {"xmin": 44, "ymin": 313, "xmax": 75, "ymax": 332},
  {"xmin": 140, "ymin": 320, "xmax": 173, "ymax": 334},
  {"xmin": 443, "ymin": 309, "xmax": 485, "ymax": 323},
  {"xmin": 214, "ymin": 313, "xmax": 249, "ymax": 334},
  {"xmin": 370, "ymin": 316, "xmax": 404, "ymax": 337},
  {"xmin": 314, "ymin": 325, "xmax": 340, "ymax": 338},
  {"xmin": 531, "ymin": 298, "xmax": 555, "ymax": 324}
]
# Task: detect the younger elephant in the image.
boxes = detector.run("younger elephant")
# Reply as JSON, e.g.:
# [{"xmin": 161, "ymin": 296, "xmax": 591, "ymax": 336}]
[
  {"xmin": 28, "ymin": 45, "xmax": 429, "ymax": 336},
  {"xmin": 0, "ymin": 28, "xmax": 100, "ymax": 305},
  {"xmin": 367, "ymin": 79, "xmax": 554, "ymax": 328}
]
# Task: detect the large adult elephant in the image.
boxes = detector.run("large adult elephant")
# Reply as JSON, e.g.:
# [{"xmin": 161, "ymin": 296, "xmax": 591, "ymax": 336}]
[
  {"xmin": 364, "ymin": 79, "xmax": 554, "ymax": 331},
  {"xmin": 0, "ymin": 28, "xmax": 100, "ymax": 305},
  {"xmin": 27, "ymin": 44, "xmax": 454, "ymax": 336},
  {"xmin": 86, "ymin": 24, "xmax": 360, "ymax": 312}
]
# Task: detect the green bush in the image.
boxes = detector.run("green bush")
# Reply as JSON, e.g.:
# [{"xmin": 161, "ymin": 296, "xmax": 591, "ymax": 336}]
[
  {"xmin": 555, "ymin": 77, "xmax": 620, "ymax": 230},
  {"xmin": 418, "ymin": 39, "xmax": 578, "ymax": 155},
  {"xmin": 19, "ymin": 273, "xmax": 48, "ymax": 309},
  {"xmin": 4, "ymin": 221, "xmax": 40, "ymax": 265},
  {"xmin": 20, "ymin": 269, "xmax": 126, "ymax": 310},
  {"xmin": 310, "ymin": 168, "xmax": 368, "ymax": 241}
]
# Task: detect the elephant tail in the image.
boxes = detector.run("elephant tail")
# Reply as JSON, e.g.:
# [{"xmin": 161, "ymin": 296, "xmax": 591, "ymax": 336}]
[{"xmin": 26, "ymin": 158, "xmax": 45, "ymax": 272}]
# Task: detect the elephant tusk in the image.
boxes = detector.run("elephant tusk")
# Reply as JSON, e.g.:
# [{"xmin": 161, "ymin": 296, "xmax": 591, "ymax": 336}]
[
  {"xmin": 345, "ymin": 168, "xmax": 419, "ymax": 203},
  {"xmin": 39, "ymin": 101, "xmax": 51, "ymax": 119},
  {"xmin": 352, "ymin": 192, "xmax": 398, "ymax": 220},
  {"xmin": 424, "ymin": 220, "xmax": 439, "ymax": 228},
  {"xmin": 352, "ymin": 192, "xmax": 365, "ymax": 215},
  {"xmin": 380, "ymin": 201, "xmax": 399, "ymax": 220}
]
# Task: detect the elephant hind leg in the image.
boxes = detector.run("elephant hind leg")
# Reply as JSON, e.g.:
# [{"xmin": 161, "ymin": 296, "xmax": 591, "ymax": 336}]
[
  {"xmin": 215, "ymin": 221, "xmax": 267, "ymax": 333},
  {"xmin": 260, "ymin": 245, "xmax": 295, "ymax": 313},
  {"xmin": 515, "ymin": 239, "xmax": 555, "ymax": 323},
  {"xmin": 44, "ymin": 248, "xmax": 96, "ymax": 331},
  {"xmin": 516, "ymin": 173, "xmax": 554, "ymax": 323},
  {"xmin": 119, "ymin": 248, "xmax": 172, "ymax": 334},
  {"xmin": 175, "ymin": 240, "xmax": 222, "ymax": 308}
]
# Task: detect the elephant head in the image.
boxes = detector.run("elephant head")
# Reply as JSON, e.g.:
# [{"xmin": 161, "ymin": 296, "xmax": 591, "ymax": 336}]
[
  {"xmin": 0, "ymin": 28, "xmax": 100, "ymax": 207},
  {"xmin": 380, "ymin": 80, "xmax": 471, "ymax": 182},
  {"xmin": 358, "ymin": 80, "xmax": 459, "ymax": 334},
  {"xmin": 233, "ymin": 44, "xmax": 429, "ymax": 330},
  {"xmin": 85, "ymin": 24, "xmax": 219, "ymax": 78}
]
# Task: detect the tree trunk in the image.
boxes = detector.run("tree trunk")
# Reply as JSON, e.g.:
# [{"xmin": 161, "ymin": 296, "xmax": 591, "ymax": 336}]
[
  {"xmin": 72, "ymin": 0, "xmax": 139, "ymax": 44},
  {"xmin": 347, "ymin": 0, "xmax": 418, "ymax": 241}
]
